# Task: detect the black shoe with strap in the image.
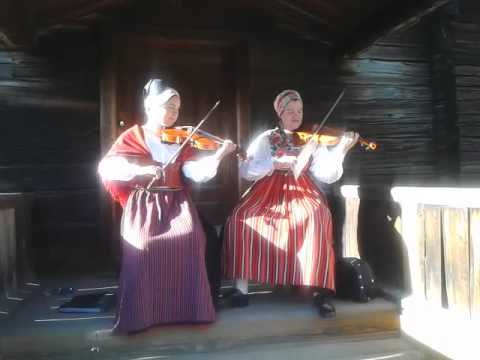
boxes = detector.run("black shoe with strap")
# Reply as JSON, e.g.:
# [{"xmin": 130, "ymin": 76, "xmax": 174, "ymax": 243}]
[{"xmin": 313, "ymin": 292, "xmax": 336, "ymax": 319}]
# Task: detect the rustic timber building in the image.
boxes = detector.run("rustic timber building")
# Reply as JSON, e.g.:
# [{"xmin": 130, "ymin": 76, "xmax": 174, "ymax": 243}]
[{"xmin": 0, "ymin": 0, "xmax": 479, "ymax": 358}]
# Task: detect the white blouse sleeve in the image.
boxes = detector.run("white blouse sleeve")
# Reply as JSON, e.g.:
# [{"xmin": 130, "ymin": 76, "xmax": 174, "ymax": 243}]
[
  {"xmin": 98, "ymin": 156, "xmax": 141, "ymax": 182},
  {"xmin": 182, "ymin": 154, "xmax": 221, "ymax": 183},
  {"xmin": 309, "ymin": 144, "xmax": 346, "ymax": 184},
  {"xmin": 239, "ymin": 132, "xmax": 274, "ymax": 181}
]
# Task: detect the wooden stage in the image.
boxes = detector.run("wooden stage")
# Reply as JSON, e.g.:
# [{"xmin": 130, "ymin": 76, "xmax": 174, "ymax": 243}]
[{"xmin": 0, "ymin": 276, "xmax": 447, "ymax": 360}]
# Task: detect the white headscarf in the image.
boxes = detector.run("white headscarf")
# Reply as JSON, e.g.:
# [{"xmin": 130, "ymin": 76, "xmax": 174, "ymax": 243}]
[{"xmin": 143, "ymin": 79, "xmax": 179, "ymax": 110}]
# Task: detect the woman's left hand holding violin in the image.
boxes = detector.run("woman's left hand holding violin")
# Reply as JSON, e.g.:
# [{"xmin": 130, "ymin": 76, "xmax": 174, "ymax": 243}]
[
  {"xmin": 337, "ymin": 131, "xmax": 360, "ymax": 154},
  {"xmin": 215, "ymin": 139, "xmax": 237, "ymax": 160}
]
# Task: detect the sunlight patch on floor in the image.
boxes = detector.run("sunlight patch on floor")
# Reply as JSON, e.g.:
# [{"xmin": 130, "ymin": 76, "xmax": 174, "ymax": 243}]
[
  {"xmin": 34, "ymin": 315, "xmax": 115, "ymax": 323},
  {"xmin": 361, "ymin": 354, "xmax": 404, "ymax": 360},
  {"xmin": 77, "ymin": 286, "xmax": 119, "ymax": 292}
]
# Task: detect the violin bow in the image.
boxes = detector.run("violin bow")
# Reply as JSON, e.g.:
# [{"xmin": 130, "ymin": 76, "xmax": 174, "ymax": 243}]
[
  {"xmin": 293, "ymin": 89, "xmax": 345, "ymax": 180},
  {"xmin": 146, "ymin": 100, "xmax": 221, "ymax": 190}
]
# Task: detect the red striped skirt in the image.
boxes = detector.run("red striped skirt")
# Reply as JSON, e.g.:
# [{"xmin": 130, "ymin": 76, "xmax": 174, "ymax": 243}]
[
  {"xmin": 222, "ymin": 171, "xmax": 335, "ymax": 289},
  {"xmin": 113, "ymin": 188, "xmax": 215, "ymax": 334}
]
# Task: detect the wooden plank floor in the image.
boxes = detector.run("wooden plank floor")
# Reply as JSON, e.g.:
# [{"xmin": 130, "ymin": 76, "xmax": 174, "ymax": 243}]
[{"xmin": 0, "ymin": 276, "xmax": 445, "ymax": 360}]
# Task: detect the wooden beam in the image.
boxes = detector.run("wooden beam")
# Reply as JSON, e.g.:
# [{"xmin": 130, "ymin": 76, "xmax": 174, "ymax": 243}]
[
  {"xmin": 334, "ymin": 0, "xmax": 452, "ymax": 59},
  {"xmin": 234, "ymin": 41, "xmax": 251, "ymax": 195},
  {"xmin": 99, "ymin": 25, "xmax": 121, "ymax": 269},
  {"xmin": 268, "ymin": 0, "xmax": 335, "ymax": 43},
  {"xmin": 428, "ymin": 7, "xmax": 460, "ymax": 181},
  {"xmin": 0, "ymin": 89, "xmax": 98, "ymax": 110},
  {"xmin": 274, "ymin": 0, "xmax": 337, "ymax": 27},
  {"xmin": 38, "ymin": 0, "xmax": 130, "ymax": 25}
]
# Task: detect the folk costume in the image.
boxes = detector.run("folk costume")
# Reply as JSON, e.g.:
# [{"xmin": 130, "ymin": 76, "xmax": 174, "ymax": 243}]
[
  {"xmin": 98, "ymin": 81, "xmax": 219, "ymax": 334},
  {"xmin": 222, "ymin": 90, "xmax": 350, "ymax": 296}
]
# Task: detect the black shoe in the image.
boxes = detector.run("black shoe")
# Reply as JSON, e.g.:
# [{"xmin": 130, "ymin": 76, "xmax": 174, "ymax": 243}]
[
  {"xmin": 313, "ymin": 293, "xmax": 336, "ymax": 319},
  {"xmin": 231, "ymin": 293, "xmax": 249, "ymax": 308},
  {"xmin": 220, "ymin": 288, "xmax": 249, "ymax": 308},
  {"xmin": 218, "ymin": 287, "xmax": 237, "ymax": 299}
]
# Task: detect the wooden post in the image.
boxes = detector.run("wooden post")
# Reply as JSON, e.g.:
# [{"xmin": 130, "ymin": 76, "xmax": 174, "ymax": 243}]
[
  {"xmin": 0, "ymin": 193, "xmax": 34, "ymax": 294},
  {"xmin": 234, "ymin": 41, "xmax": 251, "ymax": 196},
  {"xmin": 339, "ymin": 185, "xmax": 360, "ymax": 258},
  {"xmin": 470, "ymin": 209, "xmax": 480, "ymax": 320},
  {"xmin": 99, "ymin": 26, "xmax": 121, "ymax": 270},
  {"xmin": 428, "ymin": 5, "xmax": 460, "ymax": 181},
  {"xmin": 424, "ymin": 206, "xmax": 443, "ymax": 306},
  {"xmin": 442, "ymin": 207, "xmax": 470, "ymax": 317},
  {"xmin": 0, "ymin": 209, "xmax": 16, "ymax": 294}
]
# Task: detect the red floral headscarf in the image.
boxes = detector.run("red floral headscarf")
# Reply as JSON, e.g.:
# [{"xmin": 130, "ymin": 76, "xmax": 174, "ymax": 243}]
[{"xmin": 273, "ymin": 89, "xmax": 302, "ymax": 117}]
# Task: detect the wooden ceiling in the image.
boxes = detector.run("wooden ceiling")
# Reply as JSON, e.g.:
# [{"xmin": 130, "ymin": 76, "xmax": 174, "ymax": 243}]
[{"xmin": 1, "ymin": 0, "xmax": 451, "ymax": 56}]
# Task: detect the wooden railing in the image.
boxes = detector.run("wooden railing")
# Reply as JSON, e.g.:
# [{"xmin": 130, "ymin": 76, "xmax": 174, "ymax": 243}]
[
  {"xmin": 339, "ymin": 185, "xmax": 479, "ymax": 358},
  {"xmin": 391, "ymin": 187, "xmax": 480, "ymax": 359},
  {"xmin": 339, "ymin": 185, "xmax": 361, "ymax": 259},
  {"xmin": 391, "ymin": 187, "xmax": 480, "ymax": 317}
]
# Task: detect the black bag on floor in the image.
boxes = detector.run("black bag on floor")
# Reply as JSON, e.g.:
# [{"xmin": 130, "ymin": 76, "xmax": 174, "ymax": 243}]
[{"xmin": 335, "ymin": 257, "xmax": 377, "ymax": 303}]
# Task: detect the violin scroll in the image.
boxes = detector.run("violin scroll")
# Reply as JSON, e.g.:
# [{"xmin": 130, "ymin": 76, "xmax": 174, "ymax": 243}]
[{"xmin": 359, "ymin": 139, "xmax": 377, "ymax": 151}]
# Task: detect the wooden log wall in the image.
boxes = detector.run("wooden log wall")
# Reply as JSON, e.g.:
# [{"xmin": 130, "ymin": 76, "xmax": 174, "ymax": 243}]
[
  {"xmin": 340, "ymin": 29, "xmax": 436, "ymax": 186},
  {"xmin": 0, "ymin": 31, "xmax": 104, "ymax": 275},
  {"xmin": 248, "ymin": 27, "xmax": 435, "ymax": 188},
  {"xmin": 453, "ymin": 0, "xmax": 480, "ymax": 182}
]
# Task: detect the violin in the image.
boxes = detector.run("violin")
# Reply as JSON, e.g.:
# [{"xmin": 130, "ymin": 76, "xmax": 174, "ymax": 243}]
[
  {"xmin": 295, "ymin": 126, "xmax": 377, "ymax": 151},
  {"xmin": 146, "ymin": 100, "xmax": 225, "ymax": 190},
  {"xmin": 158, "ymin": 126, "xmax": 224, "ymax": 151}
]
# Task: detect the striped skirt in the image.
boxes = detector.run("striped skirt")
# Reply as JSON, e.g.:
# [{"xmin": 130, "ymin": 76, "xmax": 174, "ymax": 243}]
[
  {"xmin": 222, "ymin": 171, "xmax": 335, "ymax": 289},
  {"xmin": 113, "ymin": 188, "xmax": 215, "ymax": 335}
]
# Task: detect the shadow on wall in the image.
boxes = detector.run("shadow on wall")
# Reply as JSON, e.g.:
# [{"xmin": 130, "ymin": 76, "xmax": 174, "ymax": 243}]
[
  {"xmin": 325, "ymin": 187, "xmax": 346, "ymax": 260},
  {"xmin": 357, "ymin": 185, "xmax": 406, "ymax": 291},
  {"xmin": 327, "ymin": 181, "xmax": 409, "ymax": 292}
]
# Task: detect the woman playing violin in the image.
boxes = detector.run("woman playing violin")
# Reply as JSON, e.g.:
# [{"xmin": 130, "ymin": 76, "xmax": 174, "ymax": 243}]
[
  {"xmin": 98, "ymin": 78, "xmax": 235, "ymax": 334},
  {"xmin": 222, "ymin": 89, "xmax": 358, "ymax": 318}
]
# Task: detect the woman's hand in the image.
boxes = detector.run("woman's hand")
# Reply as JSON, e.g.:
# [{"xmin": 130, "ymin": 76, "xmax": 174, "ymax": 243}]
[
  {"xmin": 136, "ymin": 165, "xmax": 160, "ymax": 177},
  {"xmin": 273, "ymin": 155, "xmax": 296, "ymax": 170},
  {"xmin": 216, "ymin": 139, "xmax": 237, "ymax": 159},
  {"xmin": 338, "ymin": 132, "xmax": 359, "ymax": 153}
]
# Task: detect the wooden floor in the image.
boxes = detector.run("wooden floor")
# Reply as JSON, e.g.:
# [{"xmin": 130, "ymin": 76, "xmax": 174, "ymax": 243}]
[{"xmin": 0, "ymin": 276, "xmax": 446, "ymax": 360}]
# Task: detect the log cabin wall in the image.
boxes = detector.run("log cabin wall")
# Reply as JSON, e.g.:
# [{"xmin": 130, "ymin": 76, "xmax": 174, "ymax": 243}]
[
  {"xmin": 0, "ymin": 31, "xmax": 105, "ymax": 275},
  {"xmin": 250, "ymin": 26, "xmax": 435, "ymax": 186},
  {"xmin": 340, "ymin": 28, "xmax": 434, "ymax": 186}
]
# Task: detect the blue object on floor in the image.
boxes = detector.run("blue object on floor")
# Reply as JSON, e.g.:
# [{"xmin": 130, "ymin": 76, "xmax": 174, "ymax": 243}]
[{"xmin": 58, "ymin": 292, "xmax": 116, "ymax": 313}]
